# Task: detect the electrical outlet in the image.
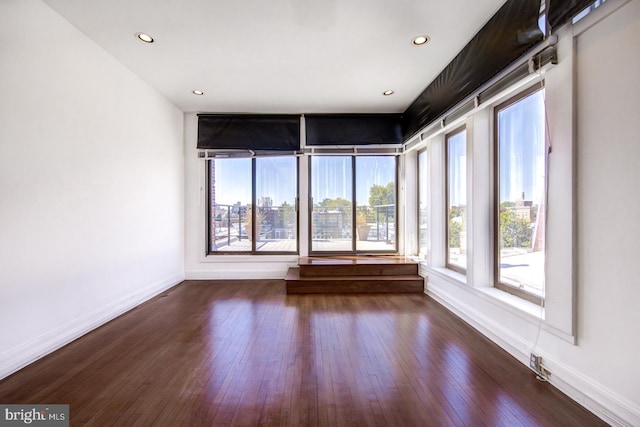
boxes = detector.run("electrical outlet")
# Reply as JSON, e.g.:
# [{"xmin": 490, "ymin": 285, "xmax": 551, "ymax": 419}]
[{"xmin": 530, "ymin": 353, "xmax": 542, "ymax": 372}]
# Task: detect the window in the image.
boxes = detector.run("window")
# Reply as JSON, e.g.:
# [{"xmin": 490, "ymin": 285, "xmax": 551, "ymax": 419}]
[
  {"xmin": 310, "ymin": 156, "xmax": 353, "ymax": 252},
  {"xmin": 538, "ymin": 0, "xmax": 548, "ymax": 36},
  {"xmin": 572, "ymin": 0, "xmax": 607, "ymax": 23},
  {"xmin": 310, "ymin": 155, "xmax": 397, "ymax": 254},
  {"xmin": 208, "ymin": 156, "xmax": 298, "ymax": 254},
  {"xmin": 418, "ymin": 150, "xmax": 428, "ymax": 258},
  {"xmin": 355, "ymin": 156, "xmax": 397, "ymax": 252},
  {"xmin": 495, "ymin": 86, "xmax": 546, "ymax": 303},
  {"xmin": 446, "ymin": 127, "xmax": 467, "ymax": 272}
]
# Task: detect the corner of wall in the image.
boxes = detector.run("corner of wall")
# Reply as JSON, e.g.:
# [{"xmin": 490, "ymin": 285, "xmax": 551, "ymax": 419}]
[{"xmin": 0, "ymin": 275, "xmax": 183, "ymax": 380}]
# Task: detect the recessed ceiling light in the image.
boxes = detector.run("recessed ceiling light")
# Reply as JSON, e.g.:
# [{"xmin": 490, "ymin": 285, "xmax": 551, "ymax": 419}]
[
  {"xmin": 412, "ymin": 35, "xmax": 430, "ymax": 46},
  {"xmin": 135, "ymin": 32, "xmax": 154, "ymax": 43},
  {"xmin": 192, "ymin": 90, "xmax": 204, "ymax": 96},
  {"xmin": 383, "ymin": 90, "xmax": 394, "ymax": 96}
]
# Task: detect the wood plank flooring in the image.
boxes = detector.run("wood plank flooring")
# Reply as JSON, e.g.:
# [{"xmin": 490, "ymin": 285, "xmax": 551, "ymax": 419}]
[{"xmin": 0, "ymin": 280, "xmax": 606, "ymax": 426}]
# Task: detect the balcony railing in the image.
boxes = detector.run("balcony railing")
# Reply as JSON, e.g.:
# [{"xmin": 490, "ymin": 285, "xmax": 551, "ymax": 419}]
[
  {"xmin": 210, "ymin": 204, "xmax": 296, "ymax": 252},
  {"xmin": 311, "ymin": 204, "xmax": 396, "ymax": 244}
]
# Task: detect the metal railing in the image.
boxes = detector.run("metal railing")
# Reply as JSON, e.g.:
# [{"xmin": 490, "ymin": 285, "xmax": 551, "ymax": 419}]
[
  {"xmin": 211, "ymin": 204, "xmax": 297, "ymax": 249},
  {"xmin": 371, "ymin": 204, "xmax": 395, "ymax": 243},
  {"xmin": 311, "ymin": 204, "xmax": 395, "ymax": 242},
  {"xmin": 211, "ymin": 204, "xmax": 245, "ymax": 248}
]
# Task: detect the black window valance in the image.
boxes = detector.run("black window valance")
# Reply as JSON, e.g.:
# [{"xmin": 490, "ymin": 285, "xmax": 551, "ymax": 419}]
[
  {"xmin": 402, "ymin": 0, "xmax": 544, "ymax": 139},
  {"xmin": 548, "ymin": 0, "xmax": 597, "ymax": 30},
  {"xmin": 305, "ymin": 114, "xmax": 403, "ymax": 146},
  {"xmin": 197, "ymin": 114, "xmax": 300, "ymax": 151}
]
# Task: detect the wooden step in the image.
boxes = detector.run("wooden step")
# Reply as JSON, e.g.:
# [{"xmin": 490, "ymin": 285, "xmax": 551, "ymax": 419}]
[
  {"xmin": 298, "ymin": 256, "xmax": 418, "ymax": 277},
  {"xmin": 285, "ymin": 267, "xmax": 424, "ymax": 294}
]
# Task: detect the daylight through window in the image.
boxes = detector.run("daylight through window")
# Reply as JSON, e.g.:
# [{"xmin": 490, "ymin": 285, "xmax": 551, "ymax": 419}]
[
  {"xmin": 446, "ymin": 127, "xmax": 467, "ymax": 272},
  {"xmin": 418, "ymin": 150, "xmax": 428, "ymax": 259},
  {"xmin": 495, "ymin": 86, "xmax": 546, "ymax": 301},
  {"xmin": 208, "ymin": 157, "xmax": 298, "ymax": 254}
]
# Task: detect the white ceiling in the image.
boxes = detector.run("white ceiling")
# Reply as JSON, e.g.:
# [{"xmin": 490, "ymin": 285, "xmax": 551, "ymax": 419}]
[{"xmin": 42, "ymin": 0, "xmax": 507, "ymax": 114}]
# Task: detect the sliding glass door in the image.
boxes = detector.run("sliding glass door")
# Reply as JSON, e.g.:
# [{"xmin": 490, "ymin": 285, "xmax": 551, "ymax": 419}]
[
  {"xmin": 208, "ymin": 156, "xmax": 298, "ymax": 254},
  {"xmin": 310, "ymin": 156, "xmax": 353, "ymax": 252},
  {"xmin": 310, "ymin": 155, "xmax": 397, "ymax": 254},
  {"xmin": 255, "ymin": 157, "xmax": 298, "ymax": 252},
  {"xmin": 355, "ymin": 156, "xmax": 396, "ymax": 252}
]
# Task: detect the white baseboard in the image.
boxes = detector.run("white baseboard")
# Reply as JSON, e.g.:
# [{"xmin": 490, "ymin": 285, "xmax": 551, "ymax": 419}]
[
  {"xmin": 0, "ymin": 274, "xmax": 184, "ymax": 381},
  {"xmin": 426, "ymin": 284, "xmax": 533, "ymax": 366},
  {"xmin": 185, "ymin": 270, "xmax": 286, "ymax": 280},
  {"xmin": 547, "ymin": 359, "xmax": 640, "ymax": 427},
  {"xmin": 188, "ymin": 256, "xmax": 298, "ymax": 280},
  {"xmin": 426, "ymin": 285, "xmax": 640, "ymax": 427}
]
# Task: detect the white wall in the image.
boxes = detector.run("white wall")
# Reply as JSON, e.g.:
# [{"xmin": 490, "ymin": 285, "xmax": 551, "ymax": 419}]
[
  {"xmin": 0, "ymin": 0, "xmax": 185, "ymax": 378},
  {"xmin": 416, "ymin": 1, "xmax": 640, "ymax": 425},
  {"xmin": 574, "ymin": 0, "xmax": 640, "ymax": 407}
]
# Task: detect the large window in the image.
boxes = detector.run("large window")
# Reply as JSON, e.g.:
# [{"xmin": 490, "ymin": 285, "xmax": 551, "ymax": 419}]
[
  {"xmin": 208, "ymin": 157, "xmax": 298, "ymax": 254},
  {"xmin": 355, "ymin": 156, "xmax": 396, "ymax": 252},
  {"xmin": 418, "ymin": 150, "xmax": 428, "ymax": 258},
  {"xmin": 446, "ymin": 127, "xmax": 467, "ymax": 272},
  {"xmin": 310, "ymin": 155, "xmax": 397, "ymax": 254},
  {"xmin": 310, "ymin": 156, "xmax": 353, "ymax": 252},
  {"xmin": 495, "ymin": 86, "xmax": 546, "ymax": 302}
]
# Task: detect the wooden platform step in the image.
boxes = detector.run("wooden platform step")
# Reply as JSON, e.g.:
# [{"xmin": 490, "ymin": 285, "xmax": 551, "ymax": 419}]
[
  {"xmin": 286, "ymin": 256, "xmax": 424, "ymax": 294},
  {"xmin": 286, "ymin": 268, "xmax": 424, "ymax": 294},
  {"xmin": 298, "ymin": 256, "xmax": 418, "ymax": 277}
]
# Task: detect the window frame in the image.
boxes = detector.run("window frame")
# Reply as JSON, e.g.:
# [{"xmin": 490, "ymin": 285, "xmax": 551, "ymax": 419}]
[
  {"xmin": 417, "ymin": 148, "xmax": 428, "ymax": 260},
  {"xmin": 206, "ymin": 156, "xmax": 300, "ymax": 255},
  {"xmin": 493, "ymin": 83, "xmax": 546, "ymax": 305},
  {"xmin": 445, "ymin": 125, "xmax": 468, "ymax": 274},
  {"xmin": 308, "ymin": 154, "xmax": 399, "ymax": 255}
]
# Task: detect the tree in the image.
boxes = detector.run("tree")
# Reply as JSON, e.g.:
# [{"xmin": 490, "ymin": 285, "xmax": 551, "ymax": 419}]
[
  {"xmin": 448, "ymin": 205, "xmax": 466, "ymax": 249},
  {"xmin": 318, "ymin": 197, "xmax": 351, "ymax": 210},
  {"xmin": 368, "ymin": 182, "xmax": 395, "ymax": 207},
  {"xmin": 315, "ymin": 197, "xmax": 353, "ymax": 233},
  {"xmin": 449, "ymin": 218, "xmax": 462, "ymax": 248},
  {"xmin": 278, "ymin": 201, "xmax": 296, "ymax": 228},
  {"xmin": 368, "ymin": 182, "xmax": 395, "ymax": 222},
  {"xmin": 500, "ymin": 210, "xmax": 532, "ymax": 248},
  {"xmin": 449, "ymin": 205, "xmax": 463, "ymax": 220}
]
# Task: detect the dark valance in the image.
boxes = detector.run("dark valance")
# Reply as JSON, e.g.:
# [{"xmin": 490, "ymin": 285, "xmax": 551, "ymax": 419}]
[
  {"xmin": 305, "ymin": 114, "xmax": 403, "ymax": 146},
  {"xmin": 548, "ymin": 0, "xmax": 596, "ymax": 30},
  {"xmin": 197, "ymin": 114, "xmax": 300, "ymax": 151},
  {"xmin": 402, "ymin": 0, "xmax": 544, "ymax": 139}
]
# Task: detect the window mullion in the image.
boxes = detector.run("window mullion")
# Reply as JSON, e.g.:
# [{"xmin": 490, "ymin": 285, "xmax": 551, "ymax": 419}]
[
  {"xmin": 251, "ymin": 158, "xmax": 257, "ymax": 253},
  {"xmin": 352, "ymin": 156, "xmax": 357, "ymax": 253}
]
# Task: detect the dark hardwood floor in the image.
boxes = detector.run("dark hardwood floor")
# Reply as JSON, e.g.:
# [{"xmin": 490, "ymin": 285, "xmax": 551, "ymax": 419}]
[{"xmin": 0, "ymin": 280, "xmax": 606, "ymax": 426}]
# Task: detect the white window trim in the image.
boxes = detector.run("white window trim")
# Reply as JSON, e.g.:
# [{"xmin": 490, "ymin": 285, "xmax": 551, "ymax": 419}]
[{"xmin": 413, "ymin": 45, "xmax": 576, "ymax": 342}]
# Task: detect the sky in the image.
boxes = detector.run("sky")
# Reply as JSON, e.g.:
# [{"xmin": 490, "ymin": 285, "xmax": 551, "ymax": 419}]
[
  {"xmin": 448, "ymin": 89, "xmax": 546, "ymax": 206},
  {"xmin": 211, "ymin": 155, "xmax": 396, "ymax": 209},
  {"xmin": 497, "ymin": 89, "xmax": 546, "ymax": 204},
  {"xmin": 212, "ymin": 158, "xmax": 251, "ymax": 206},
  {"xmin": 448, "ymin": 130, "xmax": 467, "ymax": 207},
  {"xmin": 311, "ymin": 156, "xmax": 396, "ymax": 207},
  {"xmin": 212, "ymin": 157, "xmax": 297, "ymax": 207}
]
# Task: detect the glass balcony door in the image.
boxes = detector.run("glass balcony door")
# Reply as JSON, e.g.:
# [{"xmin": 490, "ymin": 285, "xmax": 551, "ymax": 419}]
[
  {"xmin": 355, "ymin": 156, "xmax": 396, "ymax": 252},
  {"xmin": 310, "ymin": 156, "xmax": 353, "ymax": 252},
  {"xmin": 255, "ymin": 157, "xmax": 298, "ymax": 252},
  {"xmin": 208, "ymin": 156, "xmax": 298, "ymax": 254},
  {"xmin": 310, "ymin": 155, "xmax": 397, "ymax": 254}
]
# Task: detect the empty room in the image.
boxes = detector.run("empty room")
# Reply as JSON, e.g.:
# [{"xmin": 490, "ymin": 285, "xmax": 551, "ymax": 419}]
[{"xmin": 1, "ymin": 0, "xmax": 638, "ymax": 425}]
